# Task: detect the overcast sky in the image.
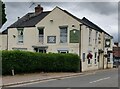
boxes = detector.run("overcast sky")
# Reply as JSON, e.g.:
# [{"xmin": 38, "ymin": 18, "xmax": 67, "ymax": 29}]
[{"xmin": 0, "ymin": 1, "xmax": 119, "ymax": 42}]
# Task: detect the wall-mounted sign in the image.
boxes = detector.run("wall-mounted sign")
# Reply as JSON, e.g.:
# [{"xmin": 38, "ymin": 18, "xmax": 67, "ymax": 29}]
[
  {"xmin": 70, "ymin": 29, "xmax": 80, "ymax": 43},
  {"xmin": 47, "ymin": 36, "xmax": 56, "ymax": 43}
]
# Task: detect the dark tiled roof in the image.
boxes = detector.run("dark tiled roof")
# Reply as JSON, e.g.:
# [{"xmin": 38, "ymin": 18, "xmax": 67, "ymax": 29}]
[
  {"xmin": 81, "ymin": 17, "xmax": 113, "ymax": 38},
  {"xmin": 2, "ymin": 30, "xmax": 7, "ymax": 34},
  {"xmin": 8, "ymin": 11, "xmax": 51, "ymax": 28},
  {"xmin": 2, "ymin": 11, "xmax": 51, "ymax": 34}
]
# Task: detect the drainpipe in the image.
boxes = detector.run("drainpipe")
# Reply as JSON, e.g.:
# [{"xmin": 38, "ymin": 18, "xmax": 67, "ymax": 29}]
[
  {"xmin": 7, "ymin": 31, "xmax": 8, "ymax": 50},
  {"xmin": 103, "ymin": 33, "xmax": 105, "ymax": 69},
  {"xmin": 79, "ymin": 24, "xmax": 83, "ymax": 72}
]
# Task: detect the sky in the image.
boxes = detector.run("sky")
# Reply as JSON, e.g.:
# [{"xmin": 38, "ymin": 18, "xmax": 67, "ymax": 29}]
[{"xmin": 0, "ymin": 0, "xmax": 119, "ymax": 42}]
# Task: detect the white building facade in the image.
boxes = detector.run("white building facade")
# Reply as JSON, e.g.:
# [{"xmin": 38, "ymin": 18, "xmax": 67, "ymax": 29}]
[{"xmin": 4, "ymin": 5, "xmax": 113, "ymax": 71}]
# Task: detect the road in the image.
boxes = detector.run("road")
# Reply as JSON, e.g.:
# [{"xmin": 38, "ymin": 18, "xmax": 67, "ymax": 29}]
[
  {"xmin": 3, "ymin": 69, "xmax": 118, "ymax": 89},
  {"xmin": 16, "ymin": 68, "xmax": 118, "ymax": 87}
]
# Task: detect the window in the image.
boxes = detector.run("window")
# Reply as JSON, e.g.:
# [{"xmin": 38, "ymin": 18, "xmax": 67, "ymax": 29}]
[
  {"xmin": 18, "ymin": 28, "xmax": 24, "ymax": 43},
  {"xmin": 95, "ymin": 31, "xmax": 98, "ymax": 44},
  {"xmin": 89, "ymin": 29, "xmax": 92, "ymax": 45},
  {"xmin": 12, "ymin": 48, "xmax": 27, "ymax": 51},
  {"xmin": 83, "ymin": 53, "xmax": 85, "ymax": 62},
  {"xmin": 88, "ymin": 59, "xmax": 91, "ymax": 64},
  {"xmin": 38, "ymin": 27, "xmax": 44, "ymax": 44},
  {"xmin": 107, "ymin": 53, "xmax": 110, "ymax": 62},
  {"xmin": 34, "ymin": 48, "xmax": 46, "ymax": 53},
  {"xmin": 98, "ymin": 33, "xmax": 101, "ymax": 44},
  {"xmin": 94, "ymin": 52, "xmax": 97, "ymax": 64},
  {"xmin": 60, "ymin": 27, "xmax": 68, "ymax": 43},
  {"xmin": 87, "ymin": 52, "xmax": 93, "ymax": 64},
  {"xmin": 58, "ymin": 50, "xmax": 69, "ymax": 53}
]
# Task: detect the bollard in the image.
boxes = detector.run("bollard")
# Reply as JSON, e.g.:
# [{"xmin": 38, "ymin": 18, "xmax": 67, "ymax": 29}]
[{"xmin": 12, "ymin": 69, "xmax": 14, "ymax": 76}]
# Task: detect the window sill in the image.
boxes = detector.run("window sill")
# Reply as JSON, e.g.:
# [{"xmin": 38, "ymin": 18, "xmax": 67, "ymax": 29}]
[
  {"xmin": 94, "ymin": 64, "xmax": 97, "ymax": 66},
  {"xmin": 89, "ymin": 44, "xmax": 92, "ymax": 46},
  {"xmin": 88, "ymin": 64, "xmax": 92, "ymax": 67},
  {"xmin": 59, "ymin": 43, "xmax": 68, "ymax": 45},
  {"xmin": 17, "ymin": 43, "xmax": 24, "ymax": 45},
  {"xmin": 108, "ymin": 62, "xmax": 112, "ymax": 64}
]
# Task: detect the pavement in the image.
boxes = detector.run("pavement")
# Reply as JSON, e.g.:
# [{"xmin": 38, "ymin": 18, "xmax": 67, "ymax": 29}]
[
  {"xmin": 1, "ymin": 68, "xmax": 118, "ymax": 88},
  {"xmin": 2, "ymin": 72, "xmax": 83, "ymax": 87}
]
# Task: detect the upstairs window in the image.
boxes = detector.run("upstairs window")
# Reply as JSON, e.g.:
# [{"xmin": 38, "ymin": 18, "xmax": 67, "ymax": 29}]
[
  {"xmin": 89, "ymin": 29, "xmax": 92, "ymax": 45},
  {"xmin": 60, "ymin": 26, "xmax": 68, "ymax": 43},
  {"xmin": 18, "ymin": 28, "xmax": 24, "ymax": 43},
  {"xmin": 38, "ymin": 27, "xmax": 44, "ymax": 44},
  {"xmin": 95, "ymin": 31, "xmax": 98, "ymax": 44}
]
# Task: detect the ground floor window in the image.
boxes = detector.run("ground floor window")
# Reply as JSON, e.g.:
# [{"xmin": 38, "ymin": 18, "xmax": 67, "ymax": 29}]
[
  {"xmin": 94, "ymin": 52, "xmax": 97, "ymax": 64},
  {"xmin": 107, "ymin": 53, "xmax": 110, "ymax": 62},
  {"xmin": 12, "ymin": 48, "xmax": 27, "ymax": 51},
  {"xmin": 34, "ymin": 48, "xmax": 46, "ymax": 53},
  {"xmin": 87, "ymin": 52, "xmax": 93, "ymax": 64},
  {"xmin": 88, "ymin": 59, "xmax": 91, "ymax": 64},
  {"xmin": 58, "ymin": 50, "xmax": 69, "ymax": 53},
  {"xmin": 82, "ymin": 53, "xmax": 85, "ymax": 62}
]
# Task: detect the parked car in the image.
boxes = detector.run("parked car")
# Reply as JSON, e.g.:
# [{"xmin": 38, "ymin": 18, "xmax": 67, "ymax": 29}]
[{"xmin": 113, "ymin": 58, "xmax": 120, "ymax": 68}]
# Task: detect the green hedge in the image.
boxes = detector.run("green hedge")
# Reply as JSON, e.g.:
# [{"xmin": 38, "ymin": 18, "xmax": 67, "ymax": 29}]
[{"xmin": 2, "ymin": 50, "xmax": 80, "ymax": 75}]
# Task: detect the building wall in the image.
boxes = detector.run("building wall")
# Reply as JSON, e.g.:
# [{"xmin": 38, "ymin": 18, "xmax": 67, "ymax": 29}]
[
  {"xmin": 0, "ymin": 34, "xmax": 7, "ymax": 50},
  {"xmin": 8, "ymin": 27, "xmax": 37, "ymax": 51},
  {"xmin": 7, "ymin": 7, "xmax": 113, "ymax": 71},
  {"xmin": 8, "ymin": 7, "xmax": 81, "ymax": 55},
  {"xmin": 36, "ymin": 7, "xmax": 82, "ymax": 55},
  {"xmin": 81, "ymin": 25, "xmax": 101, "ymax": 71}
]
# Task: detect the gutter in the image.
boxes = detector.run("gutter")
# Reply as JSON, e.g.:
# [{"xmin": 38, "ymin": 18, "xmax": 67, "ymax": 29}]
[{"xmin": 79, "ymin": 24, "xmax": 83, "ymax": 72}]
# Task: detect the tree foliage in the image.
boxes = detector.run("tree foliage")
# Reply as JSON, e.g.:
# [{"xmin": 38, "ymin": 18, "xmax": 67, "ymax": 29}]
[
  {"xmin": 2, "ymin": 51, "xmax": 80, "ymax": 75},
  {"xmin": 2, "ymin": 1, "xmax": 7, "ymax": 25},
  {"xmin": 0, "ymin": 0, "xmax": 7, "ymax": 27}
]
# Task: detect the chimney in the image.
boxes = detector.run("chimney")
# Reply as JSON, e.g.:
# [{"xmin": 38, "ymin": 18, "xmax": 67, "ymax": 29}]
[{"xmin": 35, "ymin": 4, "xmax": 43, "ymax": 14}]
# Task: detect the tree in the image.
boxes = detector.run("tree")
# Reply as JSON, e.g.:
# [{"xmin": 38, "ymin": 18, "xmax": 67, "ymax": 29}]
[
  {"xmin": 0, "ymin": 0, "xmax": 7, "ymax": 27},
  {"xmin": 2, "ymin": 1, "xmax": 7, "ymax": 25}
]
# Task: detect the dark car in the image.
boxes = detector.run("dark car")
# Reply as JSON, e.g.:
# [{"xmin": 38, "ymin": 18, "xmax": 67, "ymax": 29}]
[{"xmin": 113, "ymin": 58, "xmax": 120, "ymax": 68}]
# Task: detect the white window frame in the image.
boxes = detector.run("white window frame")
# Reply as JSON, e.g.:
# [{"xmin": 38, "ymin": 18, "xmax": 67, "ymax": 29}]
[
  {"xmin": 12, "ymin": 48, "xmax": 27, "ymax": 51},
  {"xmin": 38, "ymin": 27, "xmax": 44, "ymax": 44},
  {"xmin": 94, "ymin": 52, "xmax": 97, "ymax": 64},
  {"xmin": 95, "ymin": 31, "xmax": 98, "ymax": 44},
  {"xmin": 60, "ymin": 26, "xmax": 68, "ymax": 43},
  {"xmin": 58, "ymin": 50, "xmax": 69, "ymax": 53},
  {"xmin": 17, "ymin": 28, "xmax": 24, "ymax": 44},
  {"xmin": 83, "ymin": 53, "xmax": 85, "ymax": 62},
  {"xmin": 89, "ymin": 28, "xmax": 92, "ymax": 45}
]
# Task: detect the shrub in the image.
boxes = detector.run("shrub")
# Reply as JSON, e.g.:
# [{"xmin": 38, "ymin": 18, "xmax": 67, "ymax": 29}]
[{"xmin": 2, "ymin": 50, "xmax": 80, "ymax": 75}]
